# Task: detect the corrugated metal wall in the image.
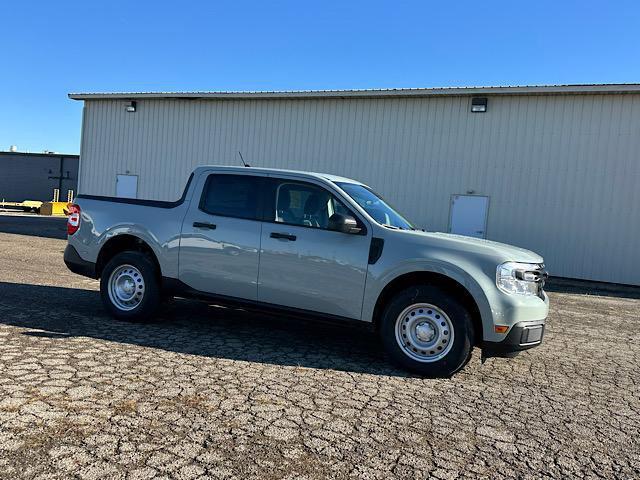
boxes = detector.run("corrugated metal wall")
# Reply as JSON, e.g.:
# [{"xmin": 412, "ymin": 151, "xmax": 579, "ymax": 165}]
[
  {"xmin": 78, "ymin": 94, "xmax": 640, "ymax": 285},
  {"xmin": 0, "ymin": 153, "xmax": 79, "ymax": 202}
]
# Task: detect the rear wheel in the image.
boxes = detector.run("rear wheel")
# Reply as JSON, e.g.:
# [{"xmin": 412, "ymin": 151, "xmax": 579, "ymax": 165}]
[
  {"xmin": 100, "ymin": 251, "xmax": 160, "ymax": 321},
  {"xmin": 380, "ymin": 285, "xmax": 475, "ymax": 377}
]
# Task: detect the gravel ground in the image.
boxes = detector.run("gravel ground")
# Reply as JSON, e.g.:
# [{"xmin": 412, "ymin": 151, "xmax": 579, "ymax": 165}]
[{"xmin": 0, "ymin": 220, "xmax": 638, "ymax": 479}]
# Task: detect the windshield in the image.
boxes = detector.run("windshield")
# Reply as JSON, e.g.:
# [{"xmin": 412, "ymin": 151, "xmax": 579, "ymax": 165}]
[{"xmin": 336, "ymin": 182, "xmax": 416, "ymax": 230}]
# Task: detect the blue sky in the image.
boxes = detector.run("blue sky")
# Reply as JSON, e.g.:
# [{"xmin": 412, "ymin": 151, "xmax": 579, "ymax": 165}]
[{"xmin": 1, "ymin": 0, "xmax": 639, "ymax": 154}]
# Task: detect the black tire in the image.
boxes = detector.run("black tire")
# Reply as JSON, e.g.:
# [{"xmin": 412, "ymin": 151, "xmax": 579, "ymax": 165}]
[
  {"xmin": 379, "ymin": 285, "xmax": 475, "ymax": 377},
  {"xmin": 99, "ymin": 251, "xmax": 161, "ymax": 321}
]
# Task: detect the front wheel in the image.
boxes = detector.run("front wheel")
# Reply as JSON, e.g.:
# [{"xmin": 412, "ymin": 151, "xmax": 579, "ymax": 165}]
[
  {"xmin": 379, "ymin": 285, "xmax": 475, "ymax": 377},
  {"xmin": 100, "ymin": 251, "xmax": 160, "ymax": 321}
]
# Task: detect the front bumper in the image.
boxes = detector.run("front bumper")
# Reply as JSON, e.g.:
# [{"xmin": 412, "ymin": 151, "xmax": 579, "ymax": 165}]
[
  {"xmin": 64, "ymin": 244, "xmax": 97, "ymax": 279},
  {"xmin": 482, "ymin": 320, "xmax": 545, "ymax": 357}
]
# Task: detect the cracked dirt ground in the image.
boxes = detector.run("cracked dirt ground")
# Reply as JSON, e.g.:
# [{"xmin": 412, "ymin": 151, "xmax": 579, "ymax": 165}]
[{"xmin": 0, "ymin": 223, "xmax": 639, "ymax": 479}]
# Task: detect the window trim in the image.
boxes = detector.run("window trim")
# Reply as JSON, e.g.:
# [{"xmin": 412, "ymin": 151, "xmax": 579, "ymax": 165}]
[
  {"xmin": 263, "ymin": 178, "xmax": 368, "ymax": 235},
  {"xmin": 198, "ymin": 173, "xmax": 265, "ymax": 221}
]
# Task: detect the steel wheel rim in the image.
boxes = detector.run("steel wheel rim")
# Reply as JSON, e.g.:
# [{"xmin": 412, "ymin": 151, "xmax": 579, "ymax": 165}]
[
  {"xmin": 108, "ymin": 264, "xmax": 145, "ymax": 311},
  {"xmin": 394, "ymin": 303, "xmax": 455, "ymax": 363}
]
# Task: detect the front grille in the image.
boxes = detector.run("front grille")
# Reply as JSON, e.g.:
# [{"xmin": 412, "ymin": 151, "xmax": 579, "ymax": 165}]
[{"xmin": 535, "ymin": 264, "xmax": 548, "ymax": 299}]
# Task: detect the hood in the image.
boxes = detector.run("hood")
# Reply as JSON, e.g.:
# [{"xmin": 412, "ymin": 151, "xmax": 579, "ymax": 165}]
[{"xmin": 403, "ymin": 230, "xmax": 544, "ymax": 264}]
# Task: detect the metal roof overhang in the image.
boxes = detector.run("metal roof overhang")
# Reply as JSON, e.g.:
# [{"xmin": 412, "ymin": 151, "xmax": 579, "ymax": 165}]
[{"xmin": 69, "ymin": 84, "xmax": 640, "ymax": 101}]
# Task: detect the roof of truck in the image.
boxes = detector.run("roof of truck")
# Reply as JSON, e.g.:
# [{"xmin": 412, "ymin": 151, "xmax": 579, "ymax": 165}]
[{"xmin": 193, "ymin": 165, "xmax": 366, "ymax": 186}]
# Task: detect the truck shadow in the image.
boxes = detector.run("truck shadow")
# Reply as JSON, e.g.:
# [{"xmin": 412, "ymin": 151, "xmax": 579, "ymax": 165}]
[{"xmin": 0, "ymin": 281, "xmax": 411, "ymax": 377}]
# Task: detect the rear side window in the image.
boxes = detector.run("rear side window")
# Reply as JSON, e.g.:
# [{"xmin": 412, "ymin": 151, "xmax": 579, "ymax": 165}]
[{"xmin": 199, "ymin": 174, "xmax": 262, "ymax": 220}]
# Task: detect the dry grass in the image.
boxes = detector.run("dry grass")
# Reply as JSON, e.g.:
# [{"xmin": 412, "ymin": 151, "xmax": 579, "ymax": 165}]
[
  {"xmin": 18, "ymin": 419, "xmax": 94, "ymax": 451},
  {"xmin": 111, "ymin": 399, "xmax": 138, "ymax": 415},
  {"xmin": 0, "ymin": 403, "xmax": 22, "ymax": 413},
  {"xmin": 178, "ymin": 394, "xmax": 208, "ymax": 409}
]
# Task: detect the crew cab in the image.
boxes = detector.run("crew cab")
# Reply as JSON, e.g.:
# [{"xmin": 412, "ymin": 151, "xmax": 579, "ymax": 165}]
[{"xmin": 64, "ymin": 166, "xmax": 549, "ymax": 376}]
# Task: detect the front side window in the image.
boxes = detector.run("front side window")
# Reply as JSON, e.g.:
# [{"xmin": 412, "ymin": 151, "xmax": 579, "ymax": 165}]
[
  {"xmin": 273, "ymin": 181, "xmax": 350, "ymax": 229},
  {"xmin": 200, "ymin": 174, "xmax": 261, "ymax": 220},
  {"xmin": 336, "ymin": 182, "xmax": 415, "ymax": 230}
]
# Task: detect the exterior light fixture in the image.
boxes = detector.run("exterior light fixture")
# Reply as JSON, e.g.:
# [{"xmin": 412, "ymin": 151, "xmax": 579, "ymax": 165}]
[
  {"xmin": 471, "ymin": 97, "xmax": 487, "ymax": 113},
  {"xmin": 125, "ymin": 101, "xmax": 137, "ymax": 113}
]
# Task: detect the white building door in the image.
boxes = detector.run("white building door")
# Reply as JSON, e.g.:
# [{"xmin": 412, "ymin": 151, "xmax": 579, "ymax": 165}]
[
  {"xmin": 116, "ymin": 174, "xmax": 138, "ymax": 198},
  {"xmin": 449, "ymin": 195, "xmax": 489, "ymax": 238}
]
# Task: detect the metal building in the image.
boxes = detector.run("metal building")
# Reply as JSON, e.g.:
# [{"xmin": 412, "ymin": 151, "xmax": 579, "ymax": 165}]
[
  {"xmin": 0, "ymin": 151, "xmax": 79, "ymax": 203},
  {"xmin": 69, "ymin": 84, "xmax": 640, "ymax": 285}
]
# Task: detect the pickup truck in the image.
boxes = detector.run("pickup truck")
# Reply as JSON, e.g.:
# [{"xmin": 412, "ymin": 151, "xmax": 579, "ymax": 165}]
[{"xmin": 64, "ymin": 166, "xmax": 548, "ymax": 376}]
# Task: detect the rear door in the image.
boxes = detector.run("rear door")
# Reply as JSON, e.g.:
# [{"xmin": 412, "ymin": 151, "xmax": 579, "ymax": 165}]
[
  {"xmin": 257, "ymin": 177, "xmax": 371, "ymax": 319},
  {"xmin": 179, "ymin": 172, "xmax": 264, "ymax": 300}
]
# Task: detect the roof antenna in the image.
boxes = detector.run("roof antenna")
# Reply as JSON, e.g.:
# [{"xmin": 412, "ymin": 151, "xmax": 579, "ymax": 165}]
[{"xmin": 238, "ymin": 151, "xmax": 250, "ymax": 167}]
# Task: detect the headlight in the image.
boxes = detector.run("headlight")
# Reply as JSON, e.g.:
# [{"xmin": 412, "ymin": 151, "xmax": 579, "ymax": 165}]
[{"xmin": 496, "ymin": 262, "xmax": 544, "ymax": 296}]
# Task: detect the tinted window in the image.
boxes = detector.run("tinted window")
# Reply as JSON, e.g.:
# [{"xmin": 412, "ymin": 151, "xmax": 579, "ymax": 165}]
[
  {"xmin": 273, "ymin": 181, "xmax": 351, "ymax": 229},
  {"xmin": 200, "ymin": 175, "xmax": 262, "ymax": 220}
]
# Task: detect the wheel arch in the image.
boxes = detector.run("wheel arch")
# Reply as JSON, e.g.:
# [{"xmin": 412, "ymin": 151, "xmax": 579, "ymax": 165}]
[
  {"xmin": 96, "ymin": 234, "xmax": 162, "ymax": 280},
  {"xmin": 372, "ymin": 271, "xmax": 484, "ymax": 345}
]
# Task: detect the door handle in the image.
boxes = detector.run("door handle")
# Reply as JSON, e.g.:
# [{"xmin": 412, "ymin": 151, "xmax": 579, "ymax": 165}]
[
  {"xmin": 193, "ymin": 221, "xmax": 217, "ymax": 230},
  {"xmin": 270, "ymin": 232, "xmax": 296, "ymax": 241}
]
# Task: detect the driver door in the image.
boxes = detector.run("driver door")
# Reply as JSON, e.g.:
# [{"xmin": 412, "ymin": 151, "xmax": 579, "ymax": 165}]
[{"xmin": 257, "ymin": 178, "xmax": 371, "ymax": 319}]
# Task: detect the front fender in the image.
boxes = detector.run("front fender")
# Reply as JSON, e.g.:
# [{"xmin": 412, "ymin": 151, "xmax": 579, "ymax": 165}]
[{"xmin": 362, "ymin": 258, "xmax": 495, "ymax": 339}]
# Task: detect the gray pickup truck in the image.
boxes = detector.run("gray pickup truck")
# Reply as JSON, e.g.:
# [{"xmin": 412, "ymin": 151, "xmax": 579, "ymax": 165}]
[{"xmin": 65, "ymin": 166, "xmax": 548, "ymax": 376}]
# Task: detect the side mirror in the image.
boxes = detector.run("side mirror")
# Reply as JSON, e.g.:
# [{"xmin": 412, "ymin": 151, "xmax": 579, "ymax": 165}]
[{"xmin": 328, "ymin": 213, "xmax": 361, "ymax": 234}]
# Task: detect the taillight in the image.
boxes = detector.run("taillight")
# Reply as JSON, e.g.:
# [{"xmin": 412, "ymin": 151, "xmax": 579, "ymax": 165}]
[{"xmin": 67, "ymin": 204, "xmax": 81, "ymax": 235}]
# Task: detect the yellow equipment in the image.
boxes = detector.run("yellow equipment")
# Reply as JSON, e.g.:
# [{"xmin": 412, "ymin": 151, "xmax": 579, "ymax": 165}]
[
  {"xmin": 0, "ymin": 200, "xmax": 43, "ymax": 212},
  {"xmin": 39, "ymin": 202, "xmax": 70, "ymax": 216},
  {"xmin": 0, "ymin": 189, "xmax": 74, "ymax": 216}
]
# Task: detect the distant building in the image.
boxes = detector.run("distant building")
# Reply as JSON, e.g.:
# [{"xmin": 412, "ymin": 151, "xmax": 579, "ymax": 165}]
[
  {"xmin": 0, "ymin": 151, "xmax": 79, "ymax": 202},
  {"xmin": 69, "ymin": 84, "xmax": 640, "ymax": 285}
]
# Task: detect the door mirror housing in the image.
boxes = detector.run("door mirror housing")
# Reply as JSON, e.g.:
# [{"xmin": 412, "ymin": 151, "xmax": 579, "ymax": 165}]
[{"xmin": 329, "ymin": 213, "xmax": 361, "ymax": 234}]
